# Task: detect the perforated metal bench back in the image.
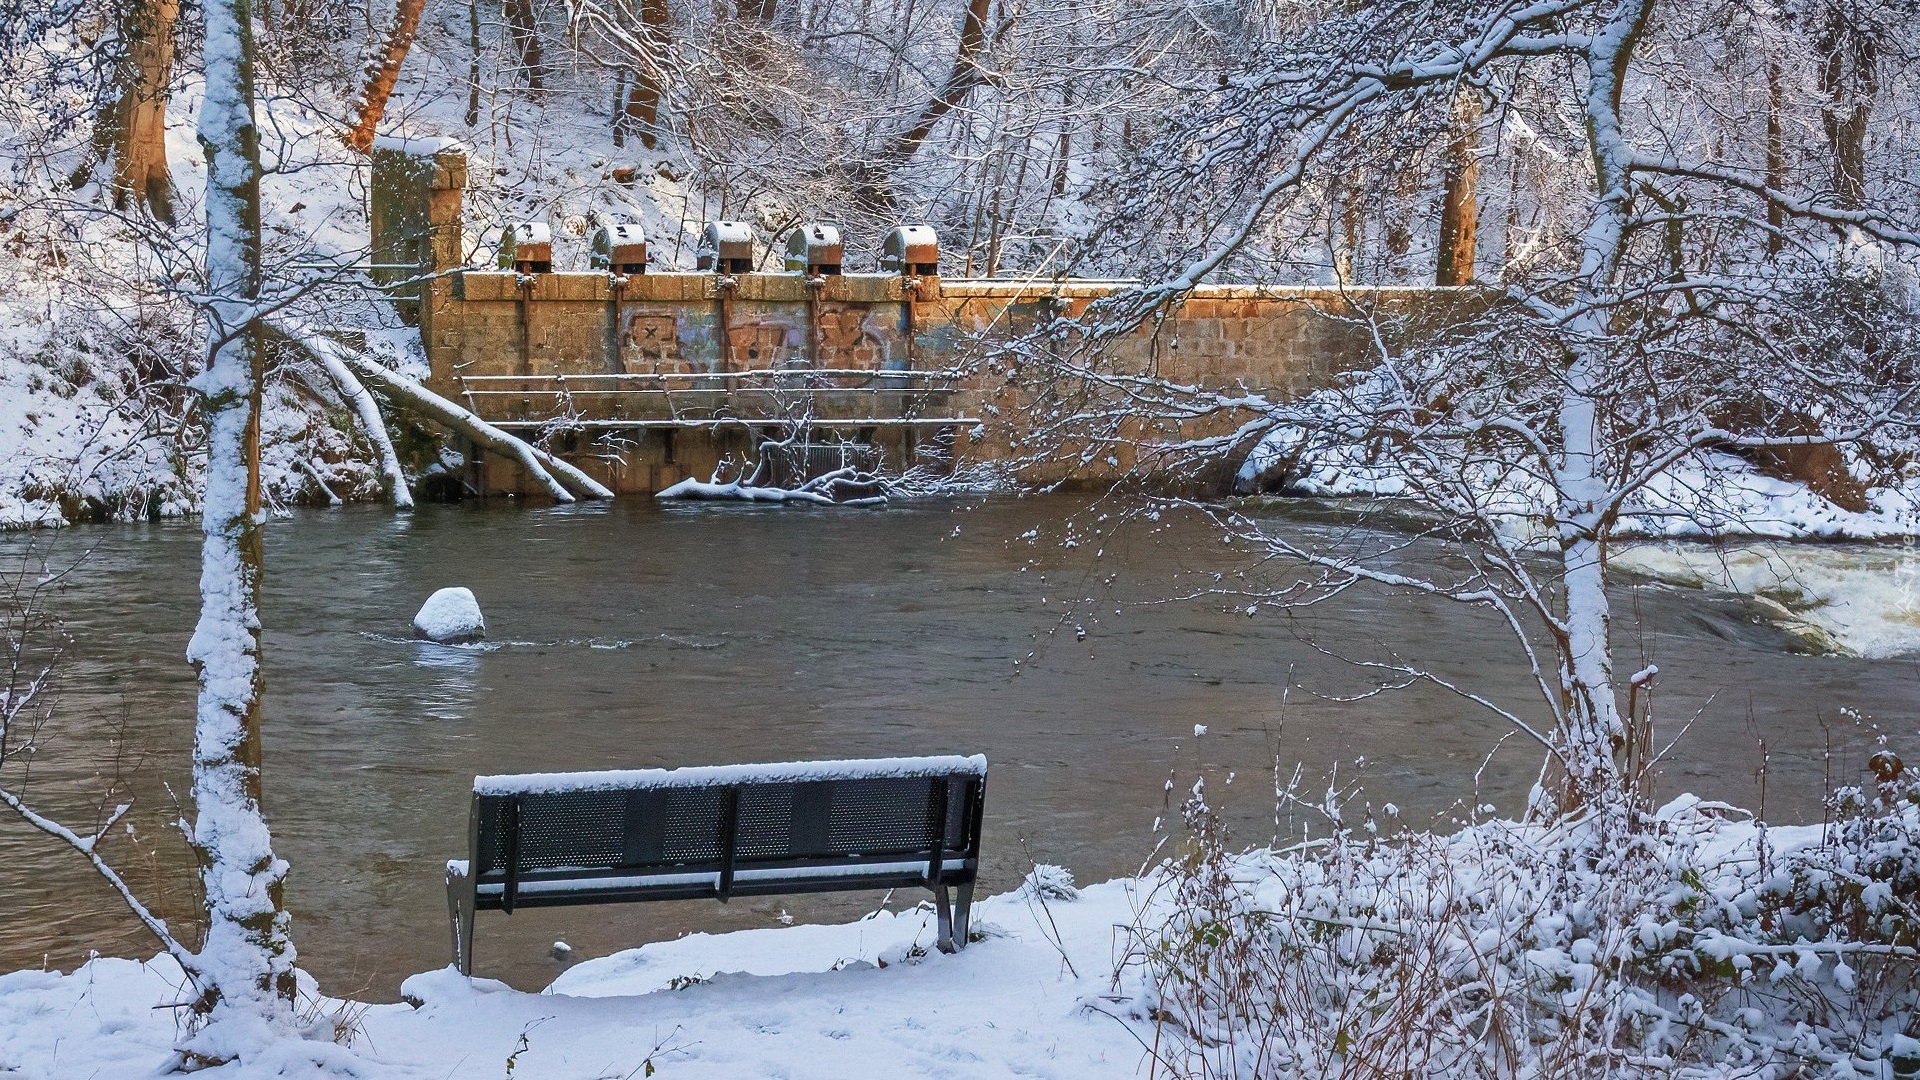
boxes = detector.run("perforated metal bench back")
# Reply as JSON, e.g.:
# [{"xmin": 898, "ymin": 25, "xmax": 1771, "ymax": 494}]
[{"xmin": 467, "ymin": 772, "xmax": 985, "ymax": 909}]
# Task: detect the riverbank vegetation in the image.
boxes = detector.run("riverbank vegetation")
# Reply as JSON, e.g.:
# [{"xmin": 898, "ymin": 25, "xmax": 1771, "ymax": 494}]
[{"xmin": 1129, "ymin": 760, "xmax": 1920, "ymax": 1077}]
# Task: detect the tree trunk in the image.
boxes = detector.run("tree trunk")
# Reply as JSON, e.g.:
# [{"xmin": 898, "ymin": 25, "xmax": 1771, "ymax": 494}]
[
  {"xmin": 612, "ymin": 69, "xmax": 628, "ymax": 148},
  {"xmin": 885, "ymin": 0, "xmax": 993, "ymax": 162},
  {"xmin": 1764, "ymin": 58, "xmax": 1786, "ymax": 254},
  {"xmin": 1435, "ymin": 89, "xmax": 1481, "ymax": 286},
  {"xmin": 1334, "ymin": 190, "xmax": 1361, "ymax": 284},
  {"xmin": 623, "ymin": 70, "xmax": 662, "ymax": 150},
  {"xmin": 1817, "ymin": 4, "xmax": 1876, "ymax": 210},
  {"xmin": 183, "ymin": 0, "xmax": 297, "ymax": 1053},
  {"xmin": 331, "ymin": 347, "xmax": 614, "ymax": 501},
  {"xmin": 626, "ymin": 0, "xmax": 668, "ymax": 150},
  {"xmin": 345, "ymin": 0, "xmax": 429, "ymax": 153},
  {"xmin": 465, "ymin": 0, "xmax": 482, "ymax": 126},
  {"xmin": 92, "ymin": 0, "xmax": 179, "ymax": 221},
  {"xmin": 266, "ymin": 322, "xmax": 416, "ymax": 508},
  {"xmin": 616, "ymin": 0, "xmax": 668, "ymax": 154},
  {"xmin": 1533, "ymin": 3, "xmax": 1651, "ymax": 821},
  {"xmin": 505, "ymin": 0, "xmax": 546, "ymax": 91}
]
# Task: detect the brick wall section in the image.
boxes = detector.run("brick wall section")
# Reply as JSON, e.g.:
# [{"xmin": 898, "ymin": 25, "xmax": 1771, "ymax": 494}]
[{"xmin": 388, "ymin": 147, "xmax": 1475, "ymax": 496}]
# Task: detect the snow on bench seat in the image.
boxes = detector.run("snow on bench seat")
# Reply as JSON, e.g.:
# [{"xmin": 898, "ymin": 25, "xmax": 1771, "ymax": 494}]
[{"xmin": 473, "ymin": 754, "xmax": 988, "ymax": 796}]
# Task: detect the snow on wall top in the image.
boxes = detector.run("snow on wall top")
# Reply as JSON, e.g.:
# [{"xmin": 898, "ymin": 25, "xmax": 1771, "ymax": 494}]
[
  {"xmin": 474, "ymin": 755, "xmax": 988, "ymax": 796},
  {"xmin": 371, "ymin": 135, "xmax": 468, "ymax": 156}
]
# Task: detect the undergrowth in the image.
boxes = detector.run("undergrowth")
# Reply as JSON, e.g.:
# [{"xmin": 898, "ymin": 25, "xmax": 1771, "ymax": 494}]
[{"xmin": 1121, "ymin": 756, "xmax": 1920, "ymax": 1078}]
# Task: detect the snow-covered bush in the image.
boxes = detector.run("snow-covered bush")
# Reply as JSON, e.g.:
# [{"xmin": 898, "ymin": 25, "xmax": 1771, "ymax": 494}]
[{"xmin": 1125, "ymin": 769, "xmax": 1920, "ymax": 1078}]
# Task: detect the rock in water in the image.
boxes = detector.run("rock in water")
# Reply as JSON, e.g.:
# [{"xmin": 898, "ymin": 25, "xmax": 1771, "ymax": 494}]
[{"xmin": 414, "ymin": 587, "xmax": 486, "ymax": 644}]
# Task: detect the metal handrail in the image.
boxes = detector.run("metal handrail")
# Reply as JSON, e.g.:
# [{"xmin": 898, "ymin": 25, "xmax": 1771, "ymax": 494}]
[
  {"xmin": 454, "ymin": 368, "xmax": 963, "ymax": 382},
  {"xmin": 454, "ymin": 387, "xmax": 958, "ymax": 396}
]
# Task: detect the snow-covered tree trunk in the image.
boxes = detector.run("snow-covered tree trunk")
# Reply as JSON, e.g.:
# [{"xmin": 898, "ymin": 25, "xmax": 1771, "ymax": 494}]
[
  {"xmin": 181, "ymin": 0, "xmax": 297, "ymax": 1053},
  {"xmin": 1534, "ymin": 1, "xmax": 1650, "ymax": 816}
]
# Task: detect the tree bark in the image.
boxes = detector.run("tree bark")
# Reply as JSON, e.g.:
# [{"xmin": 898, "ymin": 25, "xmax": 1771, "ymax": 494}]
[
  {"xmin": 1435, "ymin": 89, "xmax": 1481, "ymax": 286},
  {"xmin": 623, "ymin": 0, "xmax": 668, "ymax": 150},
  {"xmin": 183, "ymin": 0, "xmax": 297, "ymax": 1052},
  {"xmin": 615, "ymin": 0, "xmax": 668, "ymax": 154},
  {"xmin": 465, "ymin": 0, "xmax": 482, "ymax": 126},
  {"xmin": 1817, "ymin": 3, "xmax": 1876, "ymax": 210},
  {"xmin": 345, "ymin": 0, "xmax": 429, "ymax": 153},
  {"xmin": 885, "ymin": 0, "xmax": 993, "ymax": 162},
  {"xmin": 1765, "ymin": 57, "xmax": 1786, "ymax": 254},
  {"xmin": 506, "ymin": 0, "xmax": 548, "ymax": 91},
  {"xmin": 622, "ymin": 70, "xmax": 662, "ymax": 150},
  {"xmin": 612, "ymin": 69, "xmax": 627, "ymax": 148},
  {"xmin": 91, "ymin": 0, "xmax": 179, "ymax": 221}
]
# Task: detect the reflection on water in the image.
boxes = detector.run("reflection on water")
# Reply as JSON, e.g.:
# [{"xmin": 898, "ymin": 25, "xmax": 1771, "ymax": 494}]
[
  {"xmin": 405, "ymin": 639, "xmax": 483, "ymax": 721},
  {"xmin": 1, "ymin": 497, "xmax": 1914, "ymax": 1000}
]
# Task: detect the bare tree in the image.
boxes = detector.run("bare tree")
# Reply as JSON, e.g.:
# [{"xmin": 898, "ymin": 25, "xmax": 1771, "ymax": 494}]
[
  {"xmin": 1434, "ymin": 89, "xmax": 1481, "ymax": 285},
  {"xmin": 1017, "ymin": 0, "xmax": 1920, "ymax": 819},
  {"xmin": 506, "ymin": 0, "xmax": 549, "ymax": 90},
  {"xmin": 1815, "ymin": 0, "xmax": 1881, "ymax": 208},
  {"xmin": 71, "ymin": 0, "xmax": 181, "ymax": 220},
  {"xmin": 345, "ymin": 0, "xmax": 429, "ymax": 152},
  {"xmin": 883, "ymin": 0, "xmax": 996, "ymax": 166}
]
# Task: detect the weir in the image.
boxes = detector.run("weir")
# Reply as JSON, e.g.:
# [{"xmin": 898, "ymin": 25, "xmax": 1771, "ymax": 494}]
[{"xmin": 373, "ymin": 142, "xmax": 1476, "ymax": 496}]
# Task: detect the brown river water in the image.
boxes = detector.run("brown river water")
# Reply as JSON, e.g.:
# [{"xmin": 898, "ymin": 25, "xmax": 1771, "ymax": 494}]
[{"xmin": 1, "ymin": 495, "xmax": 1914, "ymax": 1000}]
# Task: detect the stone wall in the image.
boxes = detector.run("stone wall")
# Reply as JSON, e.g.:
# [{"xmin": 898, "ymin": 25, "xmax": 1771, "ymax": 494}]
[{"xmin": 377, "ymin": 145, "xmax": 1475, "ymax": 496}]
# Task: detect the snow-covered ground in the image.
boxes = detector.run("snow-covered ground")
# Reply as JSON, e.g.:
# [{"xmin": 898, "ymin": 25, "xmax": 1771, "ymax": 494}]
[
  {"xmin": 1616, "ymin": 540, "xmax": 1920, "ymax": 658},
  {"xmin": 0, "ymin": 51, "xmax": 708, "ymax": 529},
  {"xmin": 0, "ymin": 875, "xmax": 1147, "ymax": 1079},
  {"xmin": 1244, "ymin": 431, "xmax": 1920, "ymax": 543},
  {"xmin": 4, "ymin": 795, "xmax": 1911, "ymax": 1078}
]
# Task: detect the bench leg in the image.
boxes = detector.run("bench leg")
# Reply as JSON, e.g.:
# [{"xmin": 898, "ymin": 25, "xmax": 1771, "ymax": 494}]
[
  {"xmin": 933, "ymin": 885, "xmax": 956, "ymax": 954},
  {"xmin": 953, "ymin": 881, "xmax": 974, "ymax": 950},
  {"xmin": 446, "ymin": 862, "xmax": 475, "ymax": 976}
]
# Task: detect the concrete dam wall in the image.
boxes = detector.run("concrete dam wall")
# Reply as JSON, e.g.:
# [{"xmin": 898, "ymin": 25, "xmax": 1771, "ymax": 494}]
[{"xmin": 374, "ymin": 143, "xmax": 1472, "ymax": 497}]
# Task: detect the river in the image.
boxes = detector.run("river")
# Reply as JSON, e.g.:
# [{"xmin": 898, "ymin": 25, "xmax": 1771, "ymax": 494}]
[{"xmin": 1, "ymin": 495, "xmax": 1913, "ymax": 999}]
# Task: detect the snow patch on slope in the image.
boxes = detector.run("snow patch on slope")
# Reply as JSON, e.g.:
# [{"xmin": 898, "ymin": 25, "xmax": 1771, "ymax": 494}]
[
  {"xmin": 1616, "ymin": 541, "xmax": 1920, "ymax": 658},
  {"xmin": 1243, "ymin": 424, "xmax": 1920, "ymax": 542}
]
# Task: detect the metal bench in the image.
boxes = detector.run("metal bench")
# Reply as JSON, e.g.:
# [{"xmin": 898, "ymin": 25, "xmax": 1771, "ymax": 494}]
[{"xmin": 445, "ymin": 755, "xmax": 988, "ymax": 974}]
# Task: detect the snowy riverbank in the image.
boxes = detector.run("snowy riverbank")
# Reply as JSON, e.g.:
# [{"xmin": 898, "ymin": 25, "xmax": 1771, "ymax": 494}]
[
  {"xmin": 0, "ymin": 875, "xmax": 1147, "ymax": 1079},
  {"xmin": 1616, "ymin": 540, "xmax": 1920, "ymax": 658},
  {"xmin": 4, "ymin": 793, "xmax": 1914, "ymax": 1079}
]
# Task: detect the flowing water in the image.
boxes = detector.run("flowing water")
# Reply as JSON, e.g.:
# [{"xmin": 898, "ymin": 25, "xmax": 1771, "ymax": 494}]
[{"xmin": 2, "ymin": 496, "xmax": 1915, "ymax": 1000}]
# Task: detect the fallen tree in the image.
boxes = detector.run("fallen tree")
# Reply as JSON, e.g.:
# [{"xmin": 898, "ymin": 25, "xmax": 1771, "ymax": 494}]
[
  {"xmin": 268, "ymin": 323, "xmax": 414, "ymax": 508},
  {"xmin": 266, "ymin": 318, "xmax": 613, "ymax": 504}
]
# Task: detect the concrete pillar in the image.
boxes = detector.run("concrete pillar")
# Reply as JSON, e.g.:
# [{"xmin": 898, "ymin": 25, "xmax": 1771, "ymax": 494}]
[{"xmin": 369, "ymin": 138, "xmax": 467, "ymax": 332}]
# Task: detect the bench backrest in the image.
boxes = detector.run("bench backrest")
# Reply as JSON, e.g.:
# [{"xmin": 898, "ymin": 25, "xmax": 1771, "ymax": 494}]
[{"xmin": 467, "ymin": 755, "xmax": 987, "ymax": 910}]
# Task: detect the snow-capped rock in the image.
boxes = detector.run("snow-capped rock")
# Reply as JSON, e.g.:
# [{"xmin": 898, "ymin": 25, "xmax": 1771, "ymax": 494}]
[{"xmin": 413, "ymin": 587, "xmax": 486, "ymax": 644}]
